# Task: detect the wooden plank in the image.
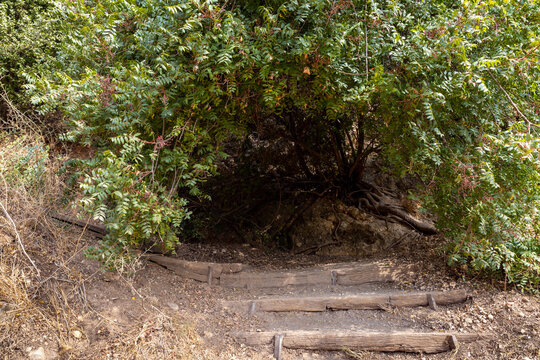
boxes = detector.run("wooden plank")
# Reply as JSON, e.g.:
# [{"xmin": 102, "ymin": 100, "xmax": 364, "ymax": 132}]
[
  {"xmin": 336, "ymin": 264, "xmax": 416, "ymax": 286},
  {"xmin": 220, "ymin": 263, "xmax": 412, "ymax": 288},
  {"xmin": 146, "ymin": 255, "xmax": 244, "ymax": 275},
  {"xmin": 236, "ymin": 331, "xmax": 482, "ymax": 354},
  {"xmin": 326, "ymin": 295, "xmax": 392, "ymax": 310},
  {"xmin": 207, "ymin": 265, "xmax": 214, "ymax": 286},
  {"xmin": 390, "ymin": 289, "xmax": 467, "ymax": 307},
  {"xmin": 220, "ymin": 269, "xmax": 331, "ymax": 288},
  {"xmin": 222, "ymin": 290, "xmax": 467, "ymax": 313},
  {"xmin": 150, "ymin": 258, "xmax": 420, "ymax": 289},
  {"xmin": 158, "ymin": 264, "xmax": 216, "ymax": 283},
  {"xmin": 146, "ymin": 255, "xmax": 244, "ymax": 283},
  {"xmin": 51, "ymin": 213, "xmax": 107, "ymax": 236}
]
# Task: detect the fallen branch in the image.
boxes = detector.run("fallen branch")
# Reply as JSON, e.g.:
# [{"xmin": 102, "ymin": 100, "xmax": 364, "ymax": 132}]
[
  {"xmin": 0, "ymin": 197, "xmax": 40, "ymax": 277},
  {"xmin": 487, "ymin": 69, "xmax": 539, "ymax": 132}
]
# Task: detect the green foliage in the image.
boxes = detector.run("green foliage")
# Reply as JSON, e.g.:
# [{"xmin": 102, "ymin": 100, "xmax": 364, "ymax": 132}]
[
  {"xmin": 26, "ymin": 0, "xmax": 539, "ymax": 289},
  {"xmin": 26, "ymin": 0, "xmax": 231, "ymax": 257},
  {"xmin": 0, "ymin": 134, "xmax": 49, "ymax": 191},
  {"xmin": 0, "ymin": 0, "xmax": 57, "ymax": 101},
  {"xmin": 375, "ymin": 0, "xmax": 540, "ymax": 291},
  {"xmin": 78, "ymin": 136, "xmax": 191, "ymax": 264}
]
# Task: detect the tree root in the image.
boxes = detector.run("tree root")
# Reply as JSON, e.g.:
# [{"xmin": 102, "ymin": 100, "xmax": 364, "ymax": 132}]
[{"xmin": 356, "ymin": 182, "xmax": 437, "ymax": 235}]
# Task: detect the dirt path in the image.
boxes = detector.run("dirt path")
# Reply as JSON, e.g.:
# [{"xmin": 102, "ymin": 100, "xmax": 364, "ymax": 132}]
[
  {"xmin": 3, "ymin": 234, "xmax": 539, "ymax": 360},
  {"xmin": 63, "ymin": 238, "xmax": 538, "ymax": 360}
]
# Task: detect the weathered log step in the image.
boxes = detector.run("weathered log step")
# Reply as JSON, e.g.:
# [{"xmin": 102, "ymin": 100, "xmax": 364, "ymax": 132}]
[
  {"xmin": 147, "ymin": 255, "xmax": 416, "ymax": 288},
  {"xmin": 145, "ymin": 254, "xmax": 245, "ymax": 284},
  {"xmin": 223, "ymin": 289, "xmax": 467, "ymax": 313},
  {"xmin": 220, "ymin": 263, "xmax": 416, "ymax": 288},
  {"xmin": 236, "ymin": 330, "xmax": 482, "ymax": 354}
]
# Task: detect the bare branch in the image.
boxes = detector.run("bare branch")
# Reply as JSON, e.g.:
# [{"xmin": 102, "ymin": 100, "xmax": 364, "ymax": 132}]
[{"xmin": 487, "ymin": 70, "xmax": 539, "ymax": 132}]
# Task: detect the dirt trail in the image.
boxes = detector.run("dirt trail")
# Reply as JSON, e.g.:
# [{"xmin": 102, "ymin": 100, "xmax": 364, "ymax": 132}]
[
  {"xmin": 4, "ymin": 233, "xmax": 538, "ymax": 360},
  {"xmin": 65, "ymin": 237, "xmax": 538, "ymax": 360}
]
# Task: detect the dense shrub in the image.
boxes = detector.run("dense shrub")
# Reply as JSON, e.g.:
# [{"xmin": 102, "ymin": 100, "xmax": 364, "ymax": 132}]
[
  {"xmin": 0, "ymin": 0, "xmax": 56, "ymax": 103},
  {"xmin": 26, "ymin": 0, "xmax": 539, "ymax": 289}
]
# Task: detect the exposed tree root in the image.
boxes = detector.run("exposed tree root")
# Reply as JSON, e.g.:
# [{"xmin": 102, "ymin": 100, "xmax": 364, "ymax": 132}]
[{"xmin": 356, "ymin": 181, "xmax": 437, "ymax": 236}]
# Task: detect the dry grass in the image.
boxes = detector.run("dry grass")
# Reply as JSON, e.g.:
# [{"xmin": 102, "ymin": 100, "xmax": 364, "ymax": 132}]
[
  {"xmin": 0, "ymin": 104, "xmax": 73, "ymax": 357},
  {"xmin": 343, "ymin": 348, "xmax": 375, "ymax": 359}
]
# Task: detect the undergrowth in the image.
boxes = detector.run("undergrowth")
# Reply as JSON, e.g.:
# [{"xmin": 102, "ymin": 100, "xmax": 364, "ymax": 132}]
[{"xmin": 0, "ymin": 93, "xmax": 232, "ymax": 359}]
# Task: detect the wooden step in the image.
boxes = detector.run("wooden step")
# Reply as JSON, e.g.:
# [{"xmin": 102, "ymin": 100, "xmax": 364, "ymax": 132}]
[
  {"xmin": 236, "ymin": 330, "xmax": 482, "ymax": 354},
  {"xmin": 147, "ymin": 255, "xmax": 415, "ymax": 288},
  {"xmin": 220, "ymin": 263, "xmax": 416, "ymax": 288},
  {"xmin": 223, "ymin": 289, "xmax": 467, "ymax": 313},
  {"xmin": 145, "ymin": 254, "xmax": 244, "ymax": 284}
]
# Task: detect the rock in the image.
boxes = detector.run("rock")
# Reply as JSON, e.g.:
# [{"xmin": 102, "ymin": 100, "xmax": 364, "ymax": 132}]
[
  {"xmin": 28, "ymin": 347, "xmax": 45, "ymax": 360},
  {"xmin": 488, "ymin": 314, "xmax": 494, "ymax": 320},
  {"xmin": 347, "ymin": 207, "xmax": 363, "ymax": 220},
  {"xmin": 72, "ymin": 330, "xmax": 82, "ymax": 339},
  {"xmin": 167, "ymin": 303, "xmax": 179, "ymax": 311},
  {"xmin": 203, "ymin": 331, "xmax": 213, "ymax": 338},
  {"xmin": 465, "ymin": 317, "xmax": 473, "ymax": 324}
]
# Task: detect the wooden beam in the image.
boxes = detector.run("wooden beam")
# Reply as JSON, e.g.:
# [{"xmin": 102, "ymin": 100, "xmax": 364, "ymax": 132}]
[
  {"xmin": 51, "ymin": 213, "xmax": 107, "ymax": 236},
  {"xmin": 220, "ymin": 269, "xmax": 331, "ymax": 288},
  {"xmin": 335, "ymin": 264, "xmax": 417, "ymax": 285},
  {"xmin": 236, "ymin": 331, "xmax": 482, "ymax": 354},
  {"xmin": 145, "ymin": 254, "xmax": 245, "ymax": 284},
  {"xmin": 220, "ymin": 263, "xmax": 413, "ymax": 288},
  {"xmin": 222, "ymin": 290, "xmax": 468, "ymax": 313}
]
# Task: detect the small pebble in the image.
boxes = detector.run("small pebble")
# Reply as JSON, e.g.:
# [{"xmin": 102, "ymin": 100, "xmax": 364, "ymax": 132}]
[{"xmin": 28, "ymin": 347, "xmax": 45, "ymax": 360}]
